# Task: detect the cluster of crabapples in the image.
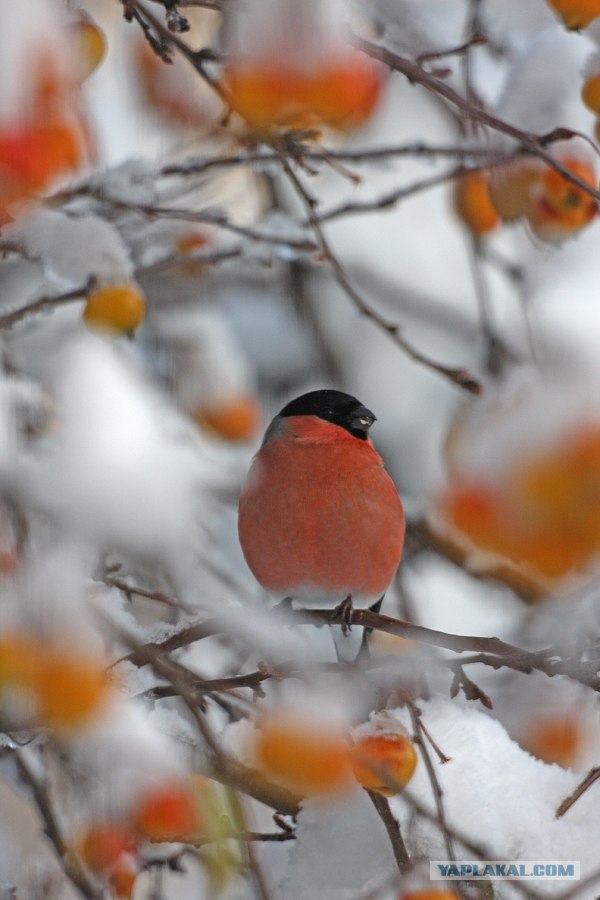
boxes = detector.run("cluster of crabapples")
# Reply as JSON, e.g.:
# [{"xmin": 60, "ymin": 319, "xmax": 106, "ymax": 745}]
[
  {"xmin": 452, "ymin": 156, "xmax": 597, "ymax": 244},
  {"xmin": 454, "ymin": 0, "xmax": 600, "ymax": 242},
  {"xmin": 77, "ymin": 777, "xmax": 207, "ymax": 898},
  {"xmin": 438, "ymin": 417, "xmax": 600, "ymax": 589},
  {"xmin": 0, "ymin": 10, "xmax": 105, "ymax": 224}
]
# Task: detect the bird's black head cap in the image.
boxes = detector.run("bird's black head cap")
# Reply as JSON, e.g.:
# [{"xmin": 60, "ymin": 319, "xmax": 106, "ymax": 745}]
[{"xmin": 279, "ymin": 389, "xmax": 376, "ymax": 440}]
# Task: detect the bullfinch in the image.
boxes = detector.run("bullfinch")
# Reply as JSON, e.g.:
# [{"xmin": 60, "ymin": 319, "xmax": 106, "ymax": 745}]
[{"xmin": 238, "ymin": 389, "xmax": 405, "ymax": 658}]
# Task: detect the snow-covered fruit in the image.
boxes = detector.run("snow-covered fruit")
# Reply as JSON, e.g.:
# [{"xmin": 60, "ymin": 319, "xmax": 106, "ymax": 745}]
[
  {"xmin": 254, "ymin": 709, "xmax": 354, "ymax": 796},
  {"xmin": 83, "ymin": 283, "xmax": 146, "ymax": 336},
  {"xmin": 0, "ymin": 122, "xmax": 84, "ymax": 225},
  {"xmin": 433, "ymin": 375, "xmax": 600, "ymax": 592},
  {"xmin": 452, "ymin": 170, "xmax": 500, "ymax": 236},
  {"xmin": 488, "ymin": 156, "xmax": 597, "ymax": 242},
  {"xmin": 545, "ymin": 0, "xmax": 600, "ymax": 29},
  {"xmin": 440, "ymin": 424, "xmax": 600, "ymax": 582},
  {"xmin": 0, "ymin": 7, "xmax": 90, "ymax": 222},
  {"xmin": 351, "ymin": 716, "xmax": 417, "ymax": 796},
  {"xmin": 225, "ymin": 53, "xmax": 384, "ymax": 133},
  {"xmin": 223, "ymin": 0, "xmax": 384, "ymax": 133}
]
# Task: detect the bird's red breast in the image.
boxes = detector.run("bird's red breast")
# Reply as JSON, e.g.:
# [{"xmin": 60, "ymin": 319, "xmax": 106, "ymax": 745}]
[{"xmin": 238, "ymin": 414, "xmax": 405, "ymax": 605}]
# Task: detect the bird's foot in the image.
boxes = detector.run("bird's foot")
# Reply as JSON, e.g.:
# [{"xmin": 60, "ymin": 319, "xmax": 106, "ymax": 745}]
[{"xmin": 331, "ymin": 595, "xmax": 354, "ymax": 636}]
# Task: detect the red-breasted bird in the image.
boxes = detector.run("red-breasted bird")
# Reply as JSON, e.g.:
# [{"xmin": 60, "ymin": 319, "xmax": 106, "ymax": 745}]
[{"xmin": 238, "ymin": 390, "xmax": 405, "ymax": 657}]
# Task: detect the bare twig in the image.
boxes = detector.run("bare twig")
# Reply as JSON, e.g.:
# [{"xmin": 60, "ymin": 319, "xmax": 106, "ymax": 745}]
[
  {"xmin": 108, "ymin": 576, "xmax": 192, "ymax": 613},
  {"xmin": 353, "ymin": 36, "xmax": 600, "ymax": 204},
  {"xmin": 277, "ymin": 154, "xmax": 481, "ymax": 395},
  {"xmin": 14, "ymin": 747, "xmax": 101, "ymax": 899},
  {"xmin": 448, "ymin": 661, "xmax": 493, "ymax": 709},
  {"xmin": 366, "ymin": 789, "xmax": 411, "ymax": 874},
  {"xmin": 417, "ymin": 33, "xmax": 488, "ymax": 67},
  {"xmin": 555, "ymin": 765, "xmax": 600, "ymax": 818},
  {"xmin": 120, "ymin": 601, "xmax": 600, "ymax": 697},
  {"xmin": 104, "ymin": 613, "xmax": 302, "ymax": 816},
  {"xmin": 0, "ymin": 283, "xmax": 90, "ymax": 330},
  {"xmin": 85, "ymin": 195, "xmax": 317, "ymax": 252},
  {"xmin": 408, "ymin": 701, "xmax": 455, "ymax": 861}
]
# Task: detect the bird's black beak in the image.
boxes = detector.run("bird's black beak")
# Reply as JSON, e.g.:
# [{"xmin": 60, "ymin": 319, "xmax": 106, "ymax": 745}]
[{"xmin": 349, "ymin": 405, "xmax": 376, "ymax": 434}]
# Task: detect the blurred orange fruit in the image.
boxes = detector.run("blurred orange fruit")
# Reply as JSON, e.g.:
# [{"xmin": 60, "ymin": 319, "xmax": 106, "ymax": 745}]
[
  {"xmin": 529, "ymin": 158, "xmax": 597, "ymax": 240},
  {"xmin": 488, "ymin": 162, "xmax": 541, "ymax": 222},
  {"xmin": 453, "ymin": 170, "xmax": 500, "ymax": 235},
  {"xmin": 489, "ymin": 157, "xmax": 597, "ymax": 241},
  {"xmin": 109, "ymin": 860, "xmax": 137, "ymax": 899},
  {"xmin": 79, "ymin": 821, "xmax": 138, "ymax": 874},
  {"xmin": 0, "ymin": 121, "xmax": 83, "ymax": 220},
  {"xmin": 581, "ymin": 72, "xmax": 600, "ymax": 112},
  {"xmin": 0, "ymin": 49, "xmax": 89, "ymax": 221},
  {"xmin": 133, "ymin": 781, "xmax": 202, "ymax": 842},
  {"xmin": 36, "ymin": 651, "xmax": 109, "ymax": 729},
  {"xmin": 225, "ymin": 54, "xmax": 384, "ymax": 132},
  {"xmin": 255, "ymin": 712, "xmax": 354, "ymax": 796},
  {"xmin": 176, "ymin": 229, "xmax": 213, "ymax": 275},
  {"xmin": 545, "ymin": 0, "xmax": 600, "ymax": 28},
  {"xmin": 439, "ymin": 421, "xmax": 600, "ymax": 583},
  {"xmin": 520, "ymin": 714, "xmax": 585, "ymax": 768},
  {"xmin": 351, "ymin": 732, "xmax": 417, "ymax": 796},
  {"xmin": 0, "ymin": 633, "xmax": 43, "ymax": 688},
  {"xmin": 193, "ymin": 394, "xmax": 262, "ymax": 442},
  {"xmin": 83, "ymin": 284, "xmax": 146, "ymax": 335},
  {"xmin": 71, "ymin": 18, "xmax": 106, "ymax": 82}
]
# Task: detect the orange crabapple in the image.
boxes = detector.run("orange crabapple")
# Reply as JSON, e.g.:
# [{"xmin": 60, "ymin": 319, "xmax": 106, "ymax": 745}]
[
  {"xmin": 545, "ymin": 0, "xmax": 600, "ymax": 29},
  {"xmin": 581, "ymin": 71, "xmax": 600, "ymax": 113},
  {"xmin": 351, "ymin": 731, "xmax": 418, "ymax": 796},
  {"xmin": 452, "ymin": 170, "xmax": 500, "ymax": 235},
  {"xmin": 253, "ymin": 710, "xmax": 354, "ymax": 797},
  {"xmin": 133, "ymin": 780, "xmax": 203, "ymax": 843},
  {"xmin": 192, "ymin": 393, "xmax": 262, "ymax": 443},
  {"xmin": 70, "ymin": 16, "xmax": 106, "ymax": 82},
  {"xmin": 520, "ymin": 714, "xmax": 586, "ymax": 769},
  {"xmin": 0, "ymin": 632, "xmax": 43, "ymax": 690},
  {"xmin": 488, "ymin": 161, "xmax": 542, "ymax": 223},
  {"xmin": 527, "ymin": 158, "xmax": 597, "ymax": 241},
  {"xmin": 35, "ymin": 649, "xmax": 110, "ymax": 730},
  {"xmin": 438, "ymin": 418, "xmax": 600, "ymax": 586},
  {"xmin": 82, "ymin": 283, "xmax": 146, "ymax": 336},
  {"xmin": 78, "ymin": 820, "xmax": 138, "ymax": 875},
  {"xmin": 224, "ymin": 52, "xmax": 384, "ymax": 134}
]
